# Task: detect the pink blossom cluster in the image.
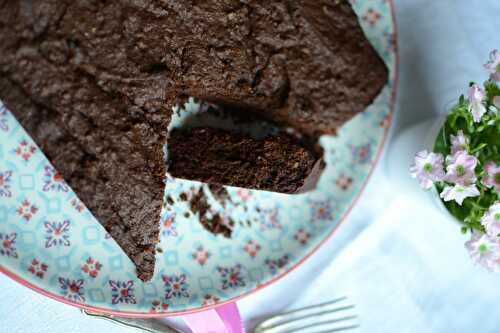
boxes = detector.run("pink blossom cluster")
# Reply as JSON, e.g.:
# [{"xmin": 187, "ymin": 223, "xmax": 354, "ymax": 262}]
[
  {"xmin": 410, "ymin": 144, "xmax": 498, "ymax": 206},
  {"xmin": 466, "ymin": 203, "xmax": 500, "ymax": 271},
  {"xmin": 410, "ymin": 50, "xmax": 500, "ymax": 272}
]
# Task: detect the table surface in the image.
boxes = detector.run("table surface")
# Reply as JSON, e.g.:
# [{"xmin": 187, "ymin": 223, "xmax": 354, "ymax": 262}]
[{"xmin": 2, "ymin": 0, "xmax": 500, "ymax": 332}]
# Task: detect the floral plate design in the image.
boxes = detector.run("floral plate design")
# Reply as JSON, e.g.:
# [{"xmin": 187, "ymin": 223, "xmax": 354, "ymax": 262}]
[{"xmin": 0, "ymin": 0, "xmax": 398, "ymax": 317}]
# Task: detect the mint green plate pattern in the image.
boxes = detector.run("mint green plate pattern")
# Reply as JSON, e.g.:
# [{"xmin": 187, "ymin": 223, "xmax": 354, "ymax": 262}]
[{"xmin": 0, "ymin": 0, "xmax": 397, "ymax": 316}]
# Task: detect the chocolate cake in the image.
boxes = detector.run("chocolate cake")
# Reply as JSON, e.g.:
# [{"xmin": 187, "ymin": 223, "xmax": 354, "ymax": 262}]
[
  {"xmin": 0, "ymin": 0, "xmax": 388, "ymax": 281},
  {"xmin": 168, "ymin": 127, "xmax": 319, "ymax": 193},
  {"xmin": 167, "ymin": 0, "xmax": 388, "ymax": 138}
]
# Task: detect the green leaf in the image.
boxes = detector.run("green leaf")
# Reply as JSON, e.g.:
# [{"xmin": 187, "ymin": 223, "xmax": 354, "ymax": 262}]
[
  {"xmin": 459, "ymin": 94, "xmax": 465, "ymax": 104},
  {"xmin": 470, "ymin": 143, "xmax": 488, "ymax": 154}
]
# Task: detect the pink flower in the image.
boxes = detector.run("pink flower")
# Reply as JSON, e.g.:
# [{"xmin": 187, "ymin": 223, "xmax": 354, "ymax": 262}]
[
  {"xmin": 482, "ymin": 161, "xmax": 500, "ymax": 192},
  {"xmin": 468, "ymin": 84, "xmax": 487, "ymax": 122},
  {"xmin": 484, "ymin": 49, "xmax": 500, "ymax": 82},
  {"xmin": 465, "ymin": 232, "xmax": 500, "ymax": 271},
  {"xmin": 410, "ymin": 150, "xmax": 445, "ymax": 189},
  {"xmin": 440, "ymin": 184, "xmax": 480, "ymax": 205},
  {"xmin": 450, "ymin": 130, "xmax": 469, "ymax": 154},
  {"xmin": 481, "ymin": 202, "xmax": 500, "ymax": 238},
  {"xmin": 493, "ymin": 96, "xmax": 500, "ymax": 109},
  {"xmin": 445, "ymin": 151, "xmax": 477, "ymax": 185}
]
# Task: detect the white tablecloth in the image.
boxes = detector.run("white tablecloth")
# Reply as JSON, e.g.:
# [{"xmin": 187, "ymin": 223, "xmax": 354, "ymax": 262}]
[{"xmin": 2, "ymin": 1, "xmax": 500, "ymax": 332}]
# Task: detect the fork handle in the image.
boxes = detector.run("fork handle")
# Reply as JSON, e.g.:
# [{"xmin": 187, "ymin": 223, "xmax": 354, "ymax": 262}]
[{"xmin": 83, "ymin": 310, "xmax": 182, "ymax": 333}]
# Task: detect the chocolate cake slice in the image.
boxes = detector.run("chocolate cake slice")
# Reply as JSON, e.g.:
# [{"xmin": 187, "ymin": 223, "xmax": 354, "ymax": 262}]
[
  {"xmin": 0, "ymin": 0, "xmax": 388, "ymax": 281},
  {"xmin": 168, "ymin": 126, "xmax": 319, "ymax": 194}
]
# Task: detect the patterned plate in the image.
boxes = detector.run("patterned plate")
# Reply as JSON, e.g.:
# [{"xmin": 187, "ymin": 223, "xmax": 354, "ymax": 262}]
[{"xmin": 0, "ymin": 0, "xmax": 397, "ymax": 317}]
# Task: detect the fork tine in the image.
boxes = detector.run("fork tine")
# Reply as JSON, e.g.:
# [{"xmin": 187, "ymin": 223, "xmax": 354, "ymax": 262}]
[
  {"xmin": 265, "ymin": 305, "xmax": 356, "ymax": 332},
  {"xmin": 258, "ymin": 304, "xmax": 355, "ymax": 332},
  {"xmin": 284, "ymin": 315, "xmax": 358, "ymax": 333},
  {"xmin": 298, "ymin": 324, "xmax": 360, "ymax": 333},
  {"xmin": 271, "ymin": 297, "xmax": 348, "ymax": 318},
  {"xmin": 257, "ymin": 297, "xmax": 348, "ymax": 330}
]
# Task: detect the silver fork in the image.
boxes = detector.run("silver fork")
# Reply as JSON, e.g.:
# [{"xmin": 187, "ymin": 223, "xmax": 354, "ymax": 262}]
[
  {"xmin": 253, "ymin": 296, "xmax": 359, "ymax": 333},
  {"xmin": 84, "ymin": 296, "xmax": 358, "ymax": 333}
]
